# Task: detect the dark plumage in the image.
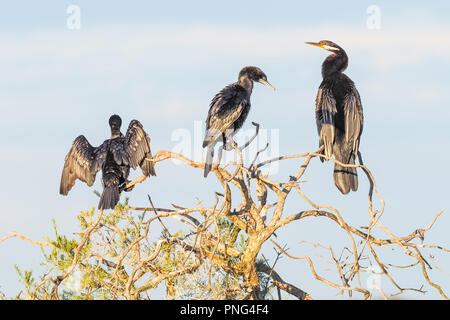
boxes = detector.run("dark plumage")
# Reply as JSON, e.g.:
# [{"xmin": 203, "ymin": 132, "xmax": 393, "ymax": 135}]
[
  {"xmin": 60, "ymin": 115, "xmax": 156, "ymax": 209},
  {"xmin": 202, "ymin": 66, "xmax": 275, "ymax": 177},
  {"xmin": 306, "ymin": 40, "xmax": 364, "ymax": 194}
]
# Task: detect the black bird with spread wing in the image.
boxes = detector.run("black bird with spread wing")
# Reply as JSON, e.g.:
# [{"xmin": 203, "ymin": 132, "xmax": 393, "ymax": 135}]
[
  {"xmin": 306, "ymin": 41, "xmax": 364, "ymax": 194},
  {"xmin": 202, "ymin": 66, "xmax": 275, "ymax": 177},
  {"xmin": 60, "ymin": 115, "xmax": 156, "ymax": 209}
]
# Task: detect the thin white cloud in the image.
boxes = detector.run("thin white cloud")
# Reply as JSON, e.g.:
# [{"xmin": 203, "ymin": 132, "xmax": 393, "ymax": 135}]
[
  {"xmin": 0, "ymin": 23, "xmax": 448, "ymax": 122},
  {"xmin": 0, "ymin": 24, "xmax": 449, "ymax": 76}
]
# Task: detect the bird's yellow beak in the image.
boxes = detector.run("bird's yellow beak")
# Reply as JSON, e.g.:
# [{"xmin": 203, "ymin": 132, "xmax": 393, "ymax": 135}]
[
  {"xmin": 305, "ymin": 42, "xmax": 323, "ymax": 48},
  {"xmin": 258, "ymin": 79, "xmax": 276, "ymax": 91},
  {"xmin": 305, "ymin": 41, "xmax": 340, "ymax": 51}
]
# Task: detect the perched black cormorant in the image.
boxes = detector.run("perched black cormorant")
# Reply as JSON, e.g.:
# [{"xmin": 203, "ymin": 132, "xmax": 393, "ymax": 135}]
[
  {"xmin": 306, "ymin": 41, "xmax": 364, "ymax": 194},
  {"xmin": 202, "ymin": 66, "xmax": 275, "ymax": 177},
  {"xmin": 60, "ymin": 115, "xmax": 156, "ymax": 209}
]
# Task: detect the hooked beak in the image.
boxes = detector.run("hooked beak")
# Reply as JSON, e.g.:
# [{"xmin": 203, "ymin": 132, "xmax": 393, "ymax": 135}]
[{"xmin": 258, "ymin": 79, "xmax": 276, "ymax": 91}]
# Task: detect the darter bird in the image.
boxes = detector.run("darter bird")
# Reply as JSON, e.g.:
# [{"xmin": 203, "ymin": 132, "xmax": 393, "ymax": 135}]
[
  {"xmin": 202, "ymin": 66, "xmax": 275, "ymax": 177},
  {"xmin": 306, "ymin": 41, "xmax": 364, "ymax": 194},
  {"xmin": 60, "ymin": 115, "xmax": 156, "ymax": 209}
]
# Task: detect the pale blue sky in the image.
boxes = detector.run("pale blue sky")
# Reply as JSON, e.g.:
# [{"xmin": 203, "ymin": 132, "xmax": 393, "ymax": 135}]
[{"xmin": 0, "ymin": 1, "xmax": 449, "ymax": 299}]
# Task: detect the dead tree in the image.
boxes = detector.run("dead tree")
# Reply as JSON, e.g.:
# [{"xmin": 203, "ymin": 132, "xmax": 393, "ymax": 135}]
[{"xmin": 2, "ymin": 123, "xmax": 448, "ymax": 300}]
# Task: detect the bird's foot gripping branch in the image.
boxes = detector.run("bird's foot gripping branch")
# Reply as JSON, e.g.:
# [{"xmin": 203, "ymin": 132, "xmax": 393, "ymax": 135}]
[{"xmin": 2, "ymin": 126, "xmax": 449, "ymax": 300}]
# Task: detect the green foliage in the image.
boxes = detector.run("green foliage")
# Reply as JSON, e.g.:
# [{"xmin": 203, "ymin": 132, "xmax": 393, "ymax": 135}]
[
  {"xmin": 10, "ymin": 197, "xmax": 248, "ymax": 300},
  {"xmin": 14, "ymin": 265, "xmax": 34, "ymax": 290}
]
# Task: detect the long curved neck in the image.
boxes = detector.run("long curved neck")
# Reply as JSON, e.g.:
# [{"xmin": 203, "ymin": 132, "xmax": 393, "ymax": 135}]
[
  {"xmin": 237, "ymin": 76, "xmax": 253, "ymax": 95},
  {"xmin": 322, "ymin": 51, "xmax": 348, "ymax": 79}
]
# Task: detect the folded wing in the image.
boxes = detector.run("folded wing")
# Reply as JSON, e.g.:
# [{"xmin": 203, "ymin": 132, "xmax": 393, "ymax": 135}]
[
  {"xmin": 315, "ymin": 84, "xmax": 337, "ymax": 160},
  {"xmin": 203, "ymin": 84, "xmax": 247, "ymax": 147},
  {"xmin": 343, "ymin": 86, "xmax": 364, "ymax": 160}
]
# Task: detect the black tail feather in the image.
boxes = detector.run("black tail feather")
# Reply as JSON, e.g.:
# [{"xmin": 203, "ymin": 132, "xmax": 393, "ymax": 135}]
[
  {"xmin": 204, "ymin": 145, "xmax": 214, "ymax": 178},
  {"xmin": 333, "ymin": 153, "xmax": 358, "ymax": 195},
  {"xmin": 98, "ymin": 186, "xmax": 120, "ymax": 210}
]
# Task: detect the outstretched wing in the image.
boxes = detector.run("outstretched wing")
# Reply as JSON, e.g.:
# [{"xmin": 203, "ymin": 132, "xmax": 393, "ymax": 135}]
[
  {"xmin": 203, "ymin": 83, "xmax": 247, "ymax": 147},
  {"xmin": 315, "ymin": 83, "xmax": 337, "ymax": 160},
  {"xmin": 124, "ymin": 120, "xmax": 156, "ymax": 176},
  {"xmin": 343, "ymin": 85, "xmax": 364, "ymax": 159},
  {"xmin": 60, "ymin": 135, "xmax": 101, "ymax": 195}
]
